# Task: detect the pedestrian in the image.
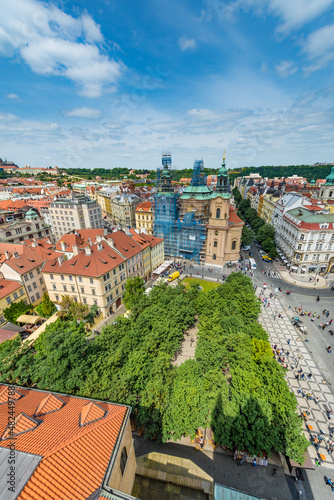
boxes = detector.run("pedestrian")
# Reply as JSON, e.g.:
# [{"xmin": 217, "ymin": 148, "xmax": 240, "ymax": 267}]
[
  {"xmin": 287, "ymin": 339, "xmax": 290, "ymax": 345},
  {"xmin": 253, "ymin": 458, "xmax": 257, "ymax": 467},
  {"xmin": 308, "ymin": 373, "xmax": 312, "ymax": 380},
  {"xmin": 315, "ymin": 397, "xmax": 319, "ymax": 405}
]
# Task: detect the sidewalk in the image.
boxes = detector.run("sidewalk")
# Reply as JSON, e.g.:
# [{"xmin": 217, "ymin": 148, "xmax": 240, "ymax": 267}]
[
  {"xmin": 277, "ymin": 269, "xmax": 329, "ymax": 289},
  {"xmin": 258, "ymin": 291, "xmax": 334, "ymax": 470}
]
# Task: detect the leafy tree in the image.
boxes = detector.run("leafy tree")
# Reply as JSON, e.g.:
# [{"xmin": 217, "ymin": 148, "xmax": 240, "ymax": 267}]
[
  {"xmin": 4, "ymin": 300, "xmax": 32, "ymax": 325},
  {"xmin": 58, "ymin": 296, "xmax": 89, "ymax": 321},
  {"xmin": 241, "ymin": 225, "xmax": 255, "ymax": 245},
  {"xmin": 36, "ymin": 292, "xmax": 56, "ymax": 318},
  {"xmin": 257, "ymin": 224, "xmax": 275, "ymax": 244},
  {"xmin": 123, "ymin": 276, "xmax": 145, "ymax": 310},
  {"xmin": 0, "ymin": 337, "xmax": 34, "ymax": 385},
  {"xmin": 84, "ymin": 304, "xmax": 100, "ymax": 325}
]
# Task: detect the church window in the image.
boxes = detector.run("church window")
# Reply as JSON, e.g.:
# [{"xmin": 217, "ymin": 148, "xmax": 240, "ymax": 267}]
[
  {"xmin": 321, "ymin": 191, "xmax": 324, "ymax": 197},
  {"xmin": 232, "ymin": 240, "xmax": 237, "ymax": 250},
  {"xmin": 213, "ymin": 254, "xmax": 216, "ymax": 260},
  {"xmin": 330, "ymin": 191, "xmax": 333, "ymax": 198},
  {"xmin": 215, "ymin": 230, "xmax": 218, "ymax": 236},
  {"xmin": 216, "ymin": 208, "xmax": 220, "ymax": 219},
  {"xmin": 214, "ymin": 240, "xmax": 218, "ymax": 248}
]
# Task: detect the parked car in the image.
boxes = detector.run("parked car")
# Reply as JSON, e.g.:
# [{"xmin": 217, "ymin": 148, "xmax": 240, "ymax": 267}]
[
  {"xmin": 262, "ymin": 255, "xmax": 272, "ymax": 262},
  {"xmin": 249, "ymin": 251, "xmax": 254, "ymax": 256},
  {"xmin": 259, "ymin": 249, "xmax": 266, "ymax": 255},
  {"xmin": 242, "ymin": 245, "xmax": 251, "ymax": 251}
]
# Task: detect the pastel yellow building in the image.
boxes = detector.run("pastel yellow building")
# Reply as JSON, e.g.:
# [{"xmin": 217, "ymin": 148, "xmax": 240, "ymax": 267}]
[
  {"xmin": 135, "ymin": 202, "xmax": 154, "ymax": 235},
  {"xmin": 0, "ymin": 279, "xmax": 28, "ymax": 326}
]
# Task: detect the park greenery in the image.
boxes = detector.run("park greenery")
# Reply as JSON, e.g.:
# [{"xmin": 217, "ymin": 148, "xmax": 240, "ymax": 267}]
[
  {"xmin": 234, "ymin": 188, "xmax": 278, "ymax": 258},
  {"xmin": 0, "ymin": 274, "xmax": 308, "ymax": 463},
  {"xmin": 228, "ymin": 164, "xmax": 333, "ymax": 184},
  {"xmin": 35, "ymin": 293, "xmax": 56, "ymax": 318},
  {"xmin": 4, "ymin": 300, "xmax": 32, "ymax": 325}
]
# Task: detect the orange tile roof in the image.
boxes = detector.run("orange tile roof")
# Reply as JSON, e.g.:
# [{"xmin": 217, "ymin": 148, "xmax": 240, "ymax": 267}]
[
  {"xmin": 2, "ymin": 412, "xmax": 40, "ymax": 439},
  {"xmin": 229, "ymin": 206, "xmax": 244, "ymax": 225},
  {"xmin": 0, "ymin": 244, "xmax": 44, "ymax": 274},
  {"xmin": 35, "ymin": 393, "xmax": 65, "ymax": 417},
  {"xmin": 80, "ymin": 402, "xmax": 106, "ymax": 426},
  {"xmin": 0, "ymin": 384, "xmax": 130, "ymax": 500},
  {"xmin": 0, "ymin": 278, "xmax": 23, "ymax": 299},
  {"xmin": 0, "ymin": 328, "xmax": 19, "ymax": 344},
  {"xmin": 135, "ymin": 201, "xmax": 152, "ymax": 212},
  {"xmin": 128, "ymin": 230, "xmax": 150, "ymax": 250},
  {"xmin": 24, "ymin": 239, "xmax": 60, "ymax": 261},
  {"xmin": 43, "ymin": 241, "xmax": 125, "ymax": 277},
  {"xmin": 105, "ymin": 230, "xmax": 143, "ymax": 259},
  {"xmin": 55, "ymin": 229, "xmax": 104, "ymax": 252},
  {"xmin": 134, "ymin": 232, "xmax": 164, "ymax": 248}
]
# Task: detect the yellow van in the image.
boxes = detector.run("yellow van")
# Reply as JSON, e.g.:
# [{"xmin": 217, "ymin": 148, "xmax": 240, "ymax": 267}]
[{"xmin": 167, "ymin": 271, "xmax": 180, "ymax": 282}]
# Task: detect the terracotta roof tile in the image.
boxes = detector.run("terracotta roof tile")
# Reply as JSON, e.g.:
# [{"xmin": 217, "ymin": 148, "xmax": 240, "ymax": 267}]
[
  {"xmin": 0, "ymin": 386, "xmax": 23, "ymax": 404},
  {"xmin": 0, "ymin": 278, "xmax": 23, "ymax": 299},
  {"xmin": 80, "ymin": 401, "xmax": 106, "ymax": 426},
  {"xmin": 55, "ymin": 229, "xmax": 104, "ymax": 252},
  {"xmin": 0, "ymin": 244, "xmax": 44, "ymax": 274},
  {"xmin": 35, "ymin": 394, "xmax": 65, "ymax": 417},
  {"xmin": 2, "ymin": 412, "xmax": 39, "ymax": 440},
  {"xmin": 105, "ymin": 231, "xmax": 143, "ymax": 259},
  {"xmin": 0, "ymin": 385, "xmax": 129, "ymax": 500}
]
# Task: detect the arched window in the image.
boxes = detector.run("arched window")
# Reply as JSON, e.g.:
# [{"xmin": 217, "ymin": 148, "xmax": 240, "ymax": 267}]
[
  {"xmin": 120, "ymin": 447, "xmax": 128, "ymax": 475},
  {"xmin": 5, "ymin": 231, "xmax": 11, "ymax": 237},
  {"xmin": 215, "ymin": 230, "xmax": 218, "ymax": 236},
  {"xmin": 232, "ymin": 240, "xmax": 237, "ymax": 250},
  {"xmin": 213, "ymin": 254, "xmax": 216, "ymax": 260},
  {"xmin": 330, "ymin": 191, "xmax": 333, "ymax": 198},
  {"xmin": 214, "ymin": 240, "xmax": 218, "ymax": 248},
  {"xmin": 26, "ymin": 226, "xmax": 31, "ymax": 232},
  {"xmin": 321, "ymin": 191, "xmax": 324, "ymax": 197},
  {"xmin": 216, "ymin": 208, "xmax": 220, "ymax": 219}
]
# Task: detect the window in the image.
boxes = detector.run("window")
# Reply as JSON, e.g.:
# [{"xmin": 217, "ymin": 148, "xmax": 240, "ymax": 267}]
[
  {"xmin": 52, "ymin": 284, "xmax": 57, "ymax": 290},
  {"xmin": 37, "ymin": 268, "xmax": 40, "ymax": 274},
  {"xmin": 325, "ymin": 254, "xmax": 330, "ymax": 260},
  {"xmin": 297, "ymin": 244, "xmax": 302, "ymax": 250},
  {"xmin": 78, "ymin": 277, "xmax": 82, "ymax": 283},
  {"xmin": 0, "ymin": 315, "xmax": 5, "ymax": 324},
  {"xmin": 216, "ymin": 208, "xmax": 221, "ymax": 219},
  {"xmin": 307, "ymin": 244, "xmax": 311, "ymax": 250},
  {"xmin": 120, "ymin": 447, "xmax": 128, "ymax": 476},
  {"xmin": 71, "ymin": 286, "xmax": 75, "ymax": 292},
  {"xmin": 63, "ymin": 285, "xmax": 67, "ymax": 292},
  {"xmin": 36, "ymin": 292, "xmax": 40, "ymax": 300},
  {"xmin": 91, "ymin": 288, "xmax": 96, "ymax": 295},
  {"xmin": 215, "ymin": 230, "xmax": 218, "ymax": 236},
  {"xmin": 213, "ymin": 254, "xmax": 216, "ymax": 260},
  {"xmin": 31, "ymin": 296, "xmax": 35, "ymax": 303},
  {"xmin": 13, "ymin": 292, "xmax": 18, "ymax": 300},
  {"xmin": 27, "ymin": 285, "xmax": 32, "ymax": 292},
  {"xmin": 40, "ymin": 277, "xmax": 43, "ymax": 284},
  {"xmin": 213, "ymin": 241, "xmax": 218, "ymax": 248},
  {"xmin": 94, "ymin": 299, "xmax": 98, "ymax": 305},
  {"xmin": 114, "ymin": 278, "xmax": 118, "ymax": 286},
  {"xmin": 103, "ymin": 272, "xmax": 110, "ymax": 282},
  {"xmin": 19, "ymin": 289, "xmax": 24, "ymax": 296},
  {"xmin": 105, "ymin": 283, "xmax": 112, "ymax": 292},
  {"xmin": 81, "ymin": 287, "xmax": 84, "ymax": 293},
  {"xmin": 33, "ymin": 282, "xmax": 37, "ymax": 289},
  {"xmin": 6, "ymin": 297, "xmax": 12, "ymax": 305},
  {"xmin": 304, "ymin": 254, "xmax": 309, "ymax": 261},
  {"xmin": 113, "ymin": 269, "xmax": 116, "ymax": 275},
  {"xmin": 232, "ymin": 240, "xmax": 236, "ymax": 250},
  {"xmin": 69, "ymin": 276, "xmax": 73, "ymax": 281},
  {"xmin": 83, "ymin": 298, "xmax": 87, "ymax": 304},
  {"xmin": 55, "ymin": 294, "xmax": 59, "ymax": 301},
  {"xmin": 29, "ymin": 272, "xmax": 34, "ymax": 279},
  {"xmin": 90, "ymin": 278, "xmax": 93, "ymax": 284},
  {"xmin": 60, "ymin": 275, "xmax": 65, "ymax": 281},
  {"xmin": 116, "ymin": 288, "xmax": 119, "ymax": 296}
]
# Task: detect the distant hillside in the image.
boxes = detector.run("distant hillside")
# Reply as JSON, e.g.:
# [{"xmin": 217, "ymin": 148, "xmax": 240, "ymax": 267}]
[{"xmin": 228, "ymin": 164, "xmax": 334, "ymax": 183}]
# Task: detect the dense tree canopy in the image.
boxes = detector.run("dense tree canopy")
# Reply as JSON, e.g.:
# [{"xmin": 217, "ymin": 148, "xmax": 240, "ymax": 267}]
[
  {"xmin": 0, "ymin": 274, "xmax": 308, "ymax": 463},
  {"xmin": 4, "ymin": 300, "xmax": 32, "ymax": 325}
]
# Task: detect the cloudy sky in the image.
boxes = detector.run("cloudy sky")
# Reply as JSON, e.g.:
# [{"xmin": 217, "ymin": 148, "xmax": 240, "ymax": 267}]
[{"xmin": 1, "ymin": 0, "xmax": 334, "ymax": 170}]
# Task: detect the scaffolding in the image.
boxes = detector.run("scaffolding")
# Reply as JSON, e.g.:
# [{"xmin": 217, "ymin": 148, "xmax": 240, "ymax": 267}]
[{"xmin": 153, "ymin": 153, "xmax": 208, "ymax": 264}]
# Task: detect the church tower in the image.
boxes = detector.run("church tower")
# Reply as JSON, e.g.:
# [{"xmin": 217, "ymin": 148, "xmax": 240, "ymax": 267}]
[{"xmin": 205, "ymin": 155, "xmax": 243, "ymax": 266}]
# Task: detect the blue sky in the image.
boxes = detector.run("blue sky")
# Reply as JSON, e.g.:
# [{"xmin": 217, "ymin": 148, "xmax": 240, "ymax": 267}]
[{"xmin": 1, "ymin": 0, "xmax": 334, "ymax": 170}]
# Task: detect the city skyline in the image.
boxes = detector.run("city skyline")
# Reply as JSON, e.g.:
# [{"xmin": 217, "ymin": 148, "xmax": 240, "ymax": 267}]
[{"xmin": 1, "ymin": 0, "xmax": 334, "ymax": 170}]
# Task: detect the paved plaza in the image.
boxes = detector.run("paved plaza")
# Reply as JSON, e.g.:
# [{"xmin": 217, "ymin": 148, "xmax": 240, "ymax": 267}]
[{"xmin": 258, "ymin": 290, "xmax": 334, "ymax": 469}]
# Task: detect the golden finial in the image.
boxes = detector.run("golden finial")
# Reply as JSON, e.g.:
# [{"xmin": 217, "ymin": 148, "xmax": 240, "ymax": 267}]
[{"xmin": 223, "ymin": 149, "xmax": 226, "ymax": 160}]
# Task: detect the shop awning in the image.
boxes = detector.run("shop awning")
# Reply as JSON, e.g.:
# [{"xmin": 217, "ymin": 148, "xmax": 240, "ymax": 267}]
[
  {"xmin": 291, "ymin": 265, "xmax": 298, "ymax": 270},
  {"xmin": 16, "ymin": 315, "xmax": 42, "ymax": 324}
]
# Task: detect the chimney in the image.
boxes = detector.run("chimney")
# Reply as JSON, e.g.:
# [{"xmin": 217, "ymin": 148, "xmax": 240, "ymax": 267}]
[
  {"xmin": 97, "ymin": 242, "xmax": 103, "ymax": 251},
  {"xmin": 85, "ymin": 246, "xmax": 92, "ymax": 256},
  {"xmin": 125, "ymin": 227, "xmax": 130, "ymax": 236},
  {"xmin": 135, "ymin": 229, "xmax": 139, "ymax": 234},
  {"xmin": 103, "ymin": 227, "xmax": 108, "ymax": 236},
  {"xmin": 108, "ymin": 238, "xmax": 115, "ymax": 249},
  {"xmin": 14, "ymin": 252, "xmax": 19, "ymax": 258},
  {"xmin": 31, "ymin": 239, "xmax": 37, "ymax": 248},
  {"xmin": 87, "ymin": 237, "xmax": 92, "ymax": 246},
  {"xmin": 57, "ymin": 255, "xmax": 64, "ymax": 266},
  {"xmin": 5, "ymin": 251, "xmax": 10, "ymax": 260},
  {"xmin": 60, "ymin": 241, "xmax": 66, "ymax": 251},
  {"xmin": 96, "ymin": 234, "xmax": 102, "ymax": 243},
  {"xmin": 72, "ymin": 244, "xmax": 79, "ymax": 255}
]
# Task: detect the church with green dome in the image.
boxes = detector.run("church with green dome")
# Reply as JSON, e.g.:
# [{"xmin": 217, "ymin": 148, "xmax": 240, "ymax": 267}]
[{"xmin": 153, "ymin": 154, "xmax": 243, "ymax": 265}]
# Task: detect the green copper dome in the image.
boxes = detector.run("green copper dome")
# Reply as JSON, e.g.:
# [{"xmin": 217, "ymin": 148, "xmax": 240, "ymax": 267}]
[
  {"xmin": 310, "ymin": 179, "xmax": 316, "ymax": 185},
  {"xmin": 218, "ymin": 157, "xmax": 228, "ymax": 176},
  {"xmin": 325, "ymin": 166, "xmax": 334, "ymax": 185}
]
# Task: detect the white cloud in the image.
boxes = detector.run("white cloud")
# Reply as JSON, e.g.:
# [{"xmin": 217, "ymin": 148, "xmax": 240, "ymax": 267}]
[
  {"xmin": 0, "ymin": 0, "xmax": 123, "ymax": 97},
  {"xmin": 206, "ymin": 0, "xmax": 334, "ymax": 33},
  {"xmin": 6, "ymin": 93, "xmax": 21, "ymax": 101},
  {"xmin": 275, "ymin": 60, "xmax": 298, "ymax": 77},
  {"xmin": 178, "ymin": 37, "xmax": 197, "ymax": 51},
  {"xmin": 63, "ymin": 107, "xmax": 102, "ymax": 119},
  {"xmin": 303, "ymin": 24, "xmax": 334, "ymax": 73}
]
